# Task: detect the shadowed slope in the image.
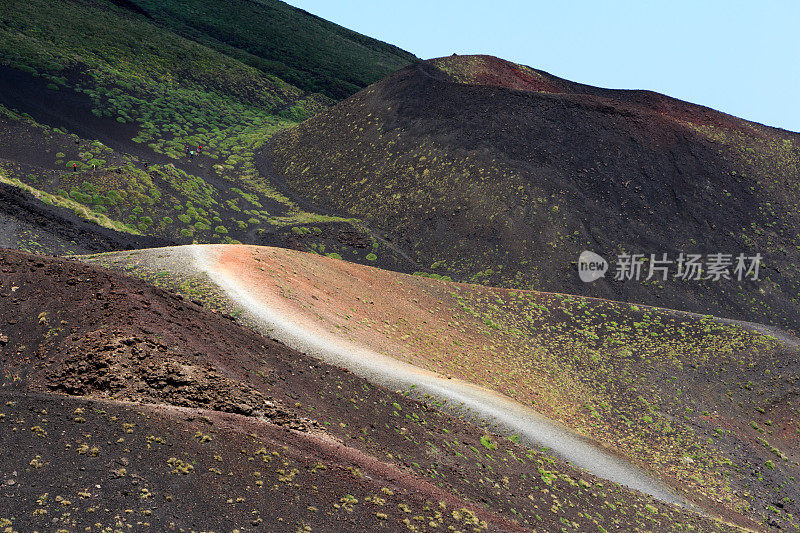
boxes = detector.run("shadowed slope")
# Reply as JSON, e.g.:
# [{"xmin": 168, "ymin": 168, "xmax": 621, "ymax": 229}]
[
  {"xmin": 130, "ymin": 0, "xmax": 417, "ymax": 99},
  {"xmin": 0, "ymin": 0, "xmax": 414, "ymax": 260}
]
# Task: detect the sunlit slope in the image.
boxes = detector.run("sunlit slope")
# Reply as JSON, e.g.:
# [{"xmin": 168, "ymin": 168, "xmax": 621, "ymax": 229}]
[
  {"xmin": 127, "ymin": 244, "xmax": 799, "ymax": 529},
  {"xmin": 0, "ymin": 248, "xmax": 742, "ymax": 533}
]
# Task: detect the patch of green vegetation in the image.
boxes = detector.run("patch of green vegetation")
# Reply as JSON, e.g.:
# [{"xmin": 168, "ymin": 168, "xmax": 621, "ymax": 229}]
[
  {"xmin": 131, "ymin": 0, "xmax": 415, "ymax": 99},
  {"xmin": 479, "ymin": 435, "xmax": 497, "ymax": 450},
  {"xmin": 1, "ymin": 0, "xmax": 399, "ymax": 250},
  {"xmin": 445, "ymin": 286, "xmax": 793, "ymax": 514},
  {"xmin": 269, "ymin": 212, "xmax": 360, "ymax": 227},
  {"xmin": 0, "ymin": 173, "xmax": 139, "ymax": 235},
  {"xmin": 413, "ymin": 272, "xmax": 453, "ymax": 282}
]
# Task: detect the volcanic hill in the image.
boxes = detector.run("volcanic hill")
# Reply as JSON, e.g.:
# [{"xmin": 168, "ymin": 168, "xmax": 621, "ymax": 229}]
[
  {"xmin": 87, "ymin": 243, "xmax": 800, "ymax": 531},
  {"xmin": 0, "ymin": 248, "xmax": 748, "ymax": 532},
  {"xmin": 261, "ymin": 54, "xmax": 800, "ymax": 331},
  {"xmin": 1, "ymin": 4, "xmax": 798, "ymax": 530}
]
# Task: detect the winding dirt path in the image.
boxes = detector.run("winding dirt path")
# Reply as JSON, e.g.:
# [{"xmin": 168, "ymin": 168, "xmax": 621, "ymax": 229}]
[{"xmin": 189, "ymin": 244, "xmax": 692, "ymax": 508}]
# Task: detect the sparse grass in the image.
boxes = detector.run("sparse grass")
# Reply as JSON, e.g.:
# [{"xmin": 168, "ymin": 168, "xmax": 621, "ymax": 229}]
[
  {"xmin": 0, "ymin": 173, "xmax": 140, "ymax": 235},
  {"xmin": 125, "ymin": 245, "xmax": 798, "ymax": 529}
]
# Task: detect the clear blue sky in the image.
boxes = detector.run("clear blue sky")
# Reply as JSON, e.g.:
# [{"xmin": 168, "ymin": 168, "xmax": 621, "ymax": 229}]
[{"xmin": 286, "ymin": 1, "xmax": 800, "ymax": 133}]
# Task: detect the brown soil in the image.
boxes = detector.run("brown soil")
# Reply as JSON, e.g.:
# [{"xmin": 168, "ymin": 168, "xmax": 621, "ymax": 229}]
[
  {"xmin": 201, "ymin": 244, "xmax": 797, "ymax": 530},
  {"xmin": 0, "ymin": 248, "xmax": 749, "ymax": 531}
]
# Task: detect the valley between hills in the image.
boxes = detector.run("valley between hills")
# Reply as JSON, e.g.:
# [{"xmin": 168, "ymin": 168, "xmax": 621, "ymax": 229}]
[{"xmin": 0, "ymin": 1, "xmax": 798, "ymax": 531}]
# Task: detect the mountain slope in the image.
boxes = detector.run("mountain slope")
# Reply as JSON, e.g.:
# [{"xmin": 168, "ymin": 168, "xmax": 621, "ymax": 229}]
[
  {"xmin": 87, "ymin": 244, "xmax": 800, "ymax": 531},
  {"xmin": 0, "ymin": 0, "xmax": 415, "ymax": 260},
  {"xmin": 129, "ymin": 0, "xmax": 417, "ymax": 99},
  {"xmin": 261, "ymin": 55, "xmax": 800, "ymax": 331},
  {"xmin": 0, "ymin": 180, "xmax": 169, "ymax": 254},
  {"xmin": 0, "ymin": 248, "xmax": 739, "ymax": 532}
]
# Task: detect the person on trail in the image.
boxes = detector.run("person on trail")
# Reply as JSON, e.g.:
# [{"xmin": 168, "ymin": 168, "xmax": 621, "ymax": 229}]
[
  {"xmin": 189, "ymin": 150, "xmax": 194, "ymax": 159},
  {"xmin": 197, "ymin": 144, "xmax": 202, "ymax": 154},
  {"xmin": 73, "ymin": 163, "xmax": 77, "ymax": 172}
]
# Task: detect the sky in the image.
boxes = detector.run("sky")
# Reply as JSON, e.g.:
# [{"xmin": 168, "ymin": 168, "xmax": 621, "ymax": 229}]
[{"xmin": 286, "ymin": 0, "xmax": 800, "ymax": 133}]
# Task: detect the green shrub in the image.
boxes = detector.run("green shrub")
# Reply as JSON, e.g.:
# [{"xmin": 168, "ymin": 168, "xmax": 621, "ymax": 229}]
[
  {"xmin": 69, "ymin": 189, "xmax": 92, "ymax": 203},
  {"xmin": 366, "ymin": 253, "xmax": 377, "ymax": 262},
  {"xmin": 480, "ymin": 436, "xmax": 497, "ymax": 450},
  {"xmin": 326, "ymin": 253, "xmax": 342, "ymax": 260},
  {"xmin": 13, "ymin": 63, "xmax": 38, "ymax": 76},
  {"xmin": 46, "ymin": 83, "xmax": 59, "ymax": 91},
  {"xmin": 91, "ymin": 194, "xmax": 112, "ymax": 205},
  {"xmin": 412, "ymin": 272, "xmax": 453, "ymax": 282},
  {"xmin": 214, "ymin": 225, "xmax": 228, "ymax": 234}
]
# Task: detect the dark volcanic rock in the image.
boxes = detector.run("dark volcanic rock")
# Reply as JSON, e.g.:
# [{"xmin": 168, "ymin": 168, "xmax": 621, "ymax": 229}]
[{"xmin": 262, "ymin": 55, "xmax": 800, "ymax": 332}]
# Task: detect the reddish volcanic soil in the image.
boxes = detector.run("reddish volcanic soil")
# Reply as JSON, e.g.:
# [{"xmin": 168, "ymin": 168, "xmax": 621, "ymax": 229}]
[
  {"xmin": 431, "ymin": 55, "xmax": 567, "ymax": 94},
  {"xmin": 431, "ymin": 55, "xmax": 757, "ymax": 132},
  {"xmin": 1, "ymin": 247, "xmax": 749, "ymax": 531},
  {"xmin": 189, "ymin": 244, "xmax": 796, "ymax": 531},
  {"xmin": 212, "ymin": 244, "xmax": 462, "ymax": 368}
]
